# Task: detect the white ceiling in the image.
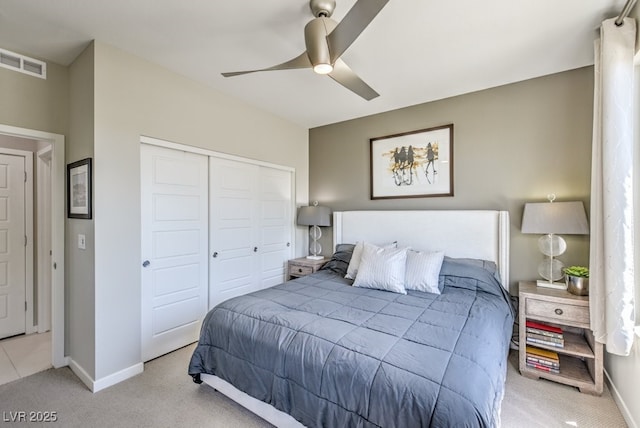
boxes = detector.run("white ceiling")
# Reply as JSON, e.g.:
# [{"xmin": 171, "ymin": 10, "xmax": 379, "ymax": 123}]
[{"xmin": 0, "ymin": 0, "xmax": 626, "ymax": 128}]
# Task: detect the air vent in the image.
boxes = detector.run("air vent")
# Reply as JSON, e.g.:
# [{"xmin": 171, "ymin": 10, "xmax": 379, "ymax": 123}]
[{"xmin": 0, "ymin": 48, "xmax": 46, "ymax": 79}]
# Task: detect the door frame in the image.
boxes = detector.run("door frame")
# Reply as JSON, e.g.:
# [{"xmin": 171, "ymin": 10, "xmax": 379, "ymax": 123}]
[
  {"xmin": 0, "ymin": 124, "xmax": 65, "ymax": 368},
  {"xmin": 37, "ymin": 146, "xmax": 52, "ymax": 333}
]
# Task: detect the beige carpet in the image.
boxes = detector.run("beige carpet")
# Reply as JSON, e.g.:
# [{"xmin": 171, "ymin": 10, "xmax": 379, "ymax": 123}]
[
  {"xmin": 0, "ymin": 345, "xmax": 627, "ymax": 427},
  {"xmin": 501, "ymin": 351, "xmax": 627, "ymax": 428}
]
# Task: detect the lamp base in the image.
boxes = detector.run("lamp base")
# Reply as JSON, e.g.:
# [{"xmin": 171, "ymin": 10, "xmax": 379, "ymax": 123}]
[
  {"xmin": 536, "ymin": 279, "xmax": 567, "ymax": 290},
  {"xmin": 306, "ymin": 255, "xmax": 324, "ymax": 260}
]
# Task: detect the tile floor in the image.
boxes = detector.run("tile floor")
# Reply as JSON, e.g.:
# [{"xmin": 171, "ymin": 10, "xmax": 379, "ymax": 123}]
[{"xmin": 0, "ymin": 331, "xmax": 51, "ymax": 386}]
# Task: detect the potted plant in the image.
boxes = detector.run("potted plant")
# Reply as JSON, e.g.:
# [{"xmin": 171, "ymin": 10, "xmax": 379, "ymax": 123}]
[{"xmin": 564, "ymin": 266, "xmax": 589, "ymax": 296}]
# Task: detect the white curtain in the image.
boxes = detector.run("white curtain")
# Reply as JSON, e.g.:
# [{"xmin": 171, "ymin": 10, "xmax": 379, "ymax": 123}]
[{"xmin": 590, "ymin": 17, "xmax": 636, "ymax": 356}]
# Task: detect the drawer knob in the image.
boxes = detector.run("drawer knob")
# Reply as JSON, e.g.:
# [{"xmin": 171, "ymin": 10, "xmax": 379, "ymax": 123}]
[
  {"xmin": 555, "ymin": 308, "xmax": 564, "ymax": 315},
  {"xmin": 298, "ymin": 268, "xmax": 303, "ymax": 273}
]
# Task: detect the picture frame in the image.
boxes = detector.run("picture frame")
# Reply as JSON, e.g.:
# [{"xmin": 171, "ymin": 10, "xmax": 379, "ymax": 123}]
[
  {"xmin": 67, "ymin": 158, "xmax": 92, "ymax": 219},
  {"xmin": 370, "ymin": 124, "xmax": 453, "ymax": 200}
]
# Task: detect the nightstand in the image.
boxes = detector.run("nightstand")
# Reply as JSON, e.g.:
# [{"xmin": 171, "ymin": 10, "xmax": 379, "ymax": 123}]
[
  {"xmin": 518, "ymin": 281, "xmax": 603, "ymax": 395},
  {"xmin": 287, "ymin": 257, "xmax": 326, "ymax": 280}
]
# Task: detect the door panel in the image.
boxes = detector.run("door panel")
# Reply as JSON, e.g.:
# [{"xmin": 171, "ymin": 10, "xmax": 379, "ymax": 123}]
[
  {"xmin": 0, "ymin": 154, "xmax": 26, "ymax": 339},
  {"xmin": 209, "ymin": 157, "xmax": 258, "ymax": 308},
  {"xmin": 258, "ymin": 167, "xmax": 292, "ymax": 288},
  {"xmin": 141, "ymin": 144, "xmax": 208, "ymax": 362}
]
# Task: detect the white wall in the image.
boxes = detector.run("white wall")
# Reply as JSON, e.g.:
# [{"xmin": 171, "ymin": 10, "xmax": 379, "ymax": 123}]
[{"xmin": 90, "ymin": 41, "xmax": 309, "ymax": 382}]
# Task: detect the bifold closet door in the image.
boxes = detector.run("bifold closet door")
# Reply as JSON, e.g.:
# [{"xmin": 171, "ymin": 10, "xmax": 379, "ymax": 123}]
[
  {"xmin": 209, "ymin": 157, "xmax": 292, "ymax": 308},
  {"xmin": 141, "ymin": 144, "xmax": 209, "ymax": 362}
]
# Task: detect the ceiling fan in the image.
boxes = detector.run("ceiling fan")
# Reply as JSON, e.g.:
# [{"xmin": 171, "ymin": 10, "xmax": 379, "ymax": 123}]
[{"xmin": 222, "ymin": 0, "xmax": 390, "ymax": 101}]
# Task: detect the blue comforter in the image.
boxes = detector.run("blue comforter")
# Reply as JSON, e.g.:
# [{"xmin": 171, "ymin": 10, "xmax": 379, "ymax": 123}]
[{"xmin": 189, "ymin": 259, "xmax": 515, "ymax": 427}]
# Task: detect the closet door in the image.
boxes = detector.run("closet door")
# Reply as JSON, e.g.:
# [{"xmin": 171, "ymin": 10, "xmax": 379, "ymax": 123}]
[
  {"xmin": 141, "ymin": 144, "xmax": 208, "ymax": 362},
  {"xmin": 209, "ymin": 157, "xmax": 259, "ymax": 308},
  {"xmin": 258, "ymin": 166, "xmax": 292, "ymax": 288},
  {"xmin": 209, "ymin": 157, "xmax": 292, "ymax": 308}
]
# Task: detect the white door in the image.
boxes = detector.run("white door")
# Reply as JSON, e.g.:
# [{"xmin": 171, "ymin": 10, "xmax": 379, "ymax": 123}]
[
  {"xmin": 141, "ymin": 144, "xmax": 208, "ymax": 362},
  {"xmin": 209, "ymin": 158, "xmax": 292, "ymax": 308},
  {"xmin": 258, "ymin": 166, "xmax": 292, "ymax": 288},
  {"xmin": 209, "ymin": 157, "xmax": 259, "ymax": 308},
  {"xmin": 0, "ymin": 154, "xmax": 26, "ymax": 339}
]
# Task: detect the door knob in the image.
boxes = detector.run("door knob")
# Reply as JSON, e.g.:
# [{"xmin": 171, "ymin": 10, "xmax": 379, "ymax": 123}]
[
  {"xmin": 213, "ymin": 252, "xmax": 218, "ymax": 258},
  {"xmin": 286, "ymin": 242, "xmax": 291, "ymax": 247},
  {"xmin": 253, "ymin": 247, "xmax": 258, "ymax": 252},
  {"xmin": 142, "ymin": 260, "xmax": 150, "ymax": 267}
]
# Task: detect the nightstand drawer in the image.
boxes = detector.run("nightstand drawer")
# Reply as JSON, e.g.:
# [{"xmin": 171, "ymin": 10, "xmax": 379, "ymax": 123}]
[
  {"xmin": 526, "ymin": 299, "xmax": 589, "ymax": 325},
  {"xmin": 289, "ymin": 264, "xmax": 313, "ymax": 277}
]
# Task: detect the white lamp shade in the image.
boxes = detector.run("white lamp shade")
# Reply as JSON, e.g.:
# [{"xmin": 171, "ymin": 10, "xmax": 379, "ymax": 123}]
[
  {"xmin": 521, "ymin": 201, "xmax": 589, "ymax": 235},
  {"xmin": 297, "ymin": 205, "xmax": 332, "ymax": 227}
]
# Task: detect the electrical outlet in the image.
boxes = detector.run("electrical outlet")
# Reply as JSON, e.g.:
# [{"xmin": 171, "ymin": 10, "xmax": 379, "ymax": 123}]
[{"xmin": 78, "ymin": 234, "xmax": 86, "ymax": 250}]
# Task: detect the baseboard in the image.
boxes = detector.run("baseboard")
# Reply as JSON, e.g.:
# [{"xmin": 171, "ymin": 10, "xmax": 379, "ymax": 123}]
[
  {"xmin": 68, "ymin": 358, "xmax": 94, "ymax": 391},
  {"xmin": 605, "ymin": 369, "xmax": 638, "ymax": 428},
  {"xmin": 55, "ymin": 355, "xmax": 70, "ymax": 369},
  {"xmin": 93, "ymin": 363, "xmax": 143, "ymax": 393},
  {"xmin": 69, "ymin": 359, "xmax": 143, "ymax": 393}
]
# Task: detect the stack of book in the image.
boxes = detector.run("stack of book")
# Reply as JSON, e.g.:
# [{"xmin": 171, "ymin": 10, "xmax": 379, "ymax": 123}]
[
  {"xmin": 526, "ymin": 345, "xmax": 560, "ymax": 373},
  {"xmin": 525, "ymin": 320, "xmax": 564, "ymax": 348}
]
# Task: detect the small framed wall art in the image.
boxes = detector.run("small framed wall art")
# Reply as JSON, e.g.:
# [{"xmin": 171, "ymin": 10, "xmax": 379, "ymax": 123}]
[
  {"xmin": 370, "ymin": 124, "xmax": 453, "ymax": 200},
  {"xmin": 67, "ymin": 158, "xmax": 92, "ymax": 219}
]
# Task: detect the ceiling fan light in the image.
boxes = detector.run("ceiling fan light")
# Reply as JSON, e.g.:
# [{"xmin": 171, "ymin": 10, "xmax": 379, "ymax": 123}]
[{"xmin": 313, "ymin": 63, "xmax": 333, "ymax": 74}]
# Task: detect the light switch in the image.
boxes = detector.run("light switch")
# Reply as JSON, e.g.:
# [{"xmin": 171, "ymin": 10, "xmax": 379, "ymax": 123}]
[{"xmin": 78, "ymin": 234, "xmax": 86, "ymax": 250}]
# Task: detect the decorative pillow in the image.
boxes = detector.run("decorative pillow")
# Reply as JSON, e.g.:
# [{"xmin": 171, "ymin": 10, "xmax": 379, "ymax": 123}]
[
  {"xmin": 404, "ymin": 250, "xmax": 445, "ymax": 294},
  {"xmin": 319, "ymin": 243, "xmax": 356, "ymax": 277},
  {"xmin": 439, "ymin": 256, "xmax": 502, "ymax": 291},
  {"xmin": 352, "ymin": 243, "xmax": 408, "ymax": 294},
  {"xmin": 345, "ymin": 241, "xmax": 397, "ymax": 279}
]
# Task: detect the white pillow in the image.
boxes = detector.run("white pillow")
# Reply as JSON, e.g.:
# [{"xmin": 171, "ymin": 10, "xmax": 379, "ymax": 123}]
[
  {"xmin": 352, "ymin": 243, "xmax": 408, "ymax": 294},
  {"xmin": 345, "ymin": 241, "xmax": 397, "ymax": 280},
  {"xmin": 404, "ymin": 250, "xmax": 445, "ymax": 294}
]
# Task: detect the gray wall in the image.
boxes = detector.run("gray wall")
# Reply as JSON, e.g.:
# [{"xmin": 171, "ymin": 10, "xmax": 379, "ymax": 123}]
[
  {"xmin": 0, "ymin": 59, "xmax": 68, "ymax": 136},
  {"xmin": 67, "ymin": 43, "xmax": 96, "ymax": 378},
  {"xmin": 309, "ymin": 67, "xmax": 594, "ymax": 292}
]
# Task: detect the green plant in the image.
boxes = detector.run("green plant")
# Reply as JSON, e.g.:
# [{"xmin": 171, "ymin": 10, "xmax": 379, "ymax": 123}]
[{"xmin": 564, "ymin": 266, "xmax": 589, "ymax": 278}]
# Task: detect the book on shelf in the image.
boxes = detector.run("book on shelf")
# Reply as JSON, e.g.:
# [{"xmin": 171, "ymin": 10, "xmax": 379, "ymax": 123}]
[
  {"xmin": 525, "ymin": 320, "xmax": 563, "ymax": 337},
  {"xmin": 527, "ymin": 362, "xmax": 560, "ymax": 374},
  {"xmin": 526, "ymin": 326, "xmax": 564, "ymax": 340},
  {"xmin": 526, "ymin": 332, "xmax": 564, "ymax": 345},
  {"xmin": 525, "ymin": 346, "xmax": 559, "ymax": 362},
  {"xmin": 526, "ymin": 355, "xmax": 560, "ymax": 369},
  {"xmin": 526, "ymin": 336, "xmax": 564, "ymax": 348}
]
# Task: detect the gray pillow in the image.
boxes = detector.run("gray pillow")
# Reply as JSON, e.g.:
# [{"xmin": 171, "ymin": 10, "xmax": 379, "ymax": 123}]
[{"xmin": 319, "ymin": 243, "xmax": 355, "ymax": 277}]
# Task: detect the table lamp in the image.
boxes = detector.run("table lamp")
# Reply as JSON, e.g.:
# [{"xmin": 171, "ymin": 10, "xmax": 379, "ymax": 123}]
[
  {"xmin": 521, "ymin": 194, "xmax": 589, "ymax": 289},
  {"xmin": 297, "ymin": 201, "xmax": 332, "ymax": 260}
]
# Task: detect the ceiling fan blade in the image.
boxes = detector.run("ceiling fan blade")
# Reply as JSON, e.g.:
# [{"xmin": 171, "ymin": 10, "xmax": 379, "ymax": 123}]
[
  {"xmin": 327, "ymin": 0, "xmax": 389, "ymax": 64},
  {"xmin": 328, "ymin": 59, "xmax": 379, "ymax": 101},
  {"xmin": 222, "ymin": 52, "xmax": 311, "ymax": 77}
]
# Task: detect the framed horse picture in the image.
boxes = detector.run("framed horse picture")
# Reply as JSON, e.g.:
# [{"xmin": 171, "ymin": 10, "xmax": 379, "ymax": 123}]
[{"xmin": 370, "ymin": 124, "xmax": 453, "ymax": 200}]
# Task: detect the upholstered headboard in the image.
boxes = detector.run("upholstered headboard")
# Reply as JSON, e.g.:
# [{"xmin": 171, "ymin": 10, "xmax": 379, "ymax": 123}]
[{"xmin": 332, "ymin": 210, "xmax": 510, "ymax": 288}]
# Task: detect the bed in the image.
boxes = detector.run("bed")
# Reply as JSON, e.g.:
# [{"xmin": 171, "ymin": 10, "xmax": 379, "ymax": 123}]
[{"xmin": 189, "ymin": 210, "xmax": 514, "ymax": 427}]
